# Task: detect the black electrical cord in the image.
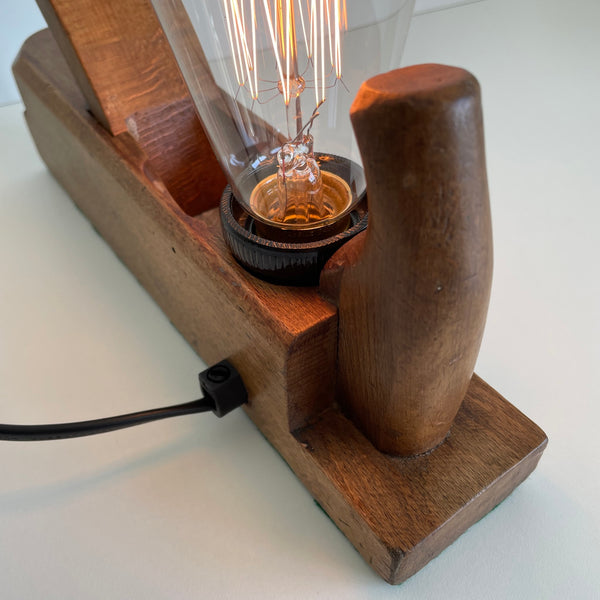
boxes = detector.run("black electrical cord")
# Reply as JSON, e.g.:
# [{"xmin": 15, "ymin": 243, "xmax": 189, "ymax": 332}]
[
  {"xmin": 0, "ymin": 360, "xmax": 247, "ymax": 442},
  {"xmin": 0, "ymin": 398, "xmax": 215, "ymax": 441}
]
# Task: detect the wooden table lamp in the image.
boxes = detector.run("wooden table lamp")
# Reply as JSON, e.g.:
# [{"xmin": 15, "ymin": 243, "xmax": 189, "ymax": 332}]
[{"xmin": 12, "ymin": 0, "xmax": 547, "ymax": 584}]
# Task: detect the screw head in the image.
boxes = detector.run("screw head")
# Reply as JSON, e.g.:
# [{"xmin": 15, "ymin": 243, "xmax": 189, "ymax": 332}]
[{"xmin": 206, "ymin": 364, "xmax": 231, "ymax": 383}]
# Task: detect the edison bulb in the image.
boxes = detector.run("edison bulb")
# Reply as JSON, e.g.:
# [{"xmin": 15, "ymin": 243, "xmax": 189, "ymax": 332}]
[{"xmin": 151, "ymin": 0, "xmax": 415, "ymax": 238}]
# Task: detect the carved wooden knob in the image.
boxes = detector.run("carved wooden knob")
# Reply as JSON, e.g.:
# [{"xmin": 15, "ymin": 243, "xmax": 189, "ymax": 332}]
[{"xmin": 321, "ymin": 64, "xmax": 493, "ymax": 456}]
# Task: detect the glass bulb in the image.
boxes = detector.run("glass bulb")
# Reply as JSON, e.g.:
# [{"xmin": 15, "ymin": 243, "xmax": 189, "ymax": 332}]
[{"xmin": 151, "ymin": 0, "xmax": 415, "ymax": 239}]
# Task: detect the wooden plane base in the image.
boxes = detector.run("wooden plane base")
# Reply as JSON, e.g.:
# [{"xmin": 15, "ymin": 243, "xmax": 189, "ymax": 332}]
[{"xmin": 13, "ymin": 30, "xmax": 547, "ymax": 584}]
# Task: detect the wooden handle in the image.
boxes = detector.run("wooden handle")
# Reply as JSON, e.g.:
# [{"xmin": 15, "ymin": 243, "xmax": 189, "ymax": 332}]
[{"xmin": 321, "ymin": 64, "xmax": 493, "ymax": 456}]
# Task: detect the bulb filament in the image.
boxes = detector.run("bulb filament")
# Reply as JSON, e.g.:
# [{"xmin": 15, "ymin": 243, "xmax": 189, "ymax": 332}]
[
  {"xmin": 223, "ymin": 0, "xmax": 347, "ymax": 108},
  {"xmin": 223, "ymin": 0, "xmax": 350, "ymax": 228}
]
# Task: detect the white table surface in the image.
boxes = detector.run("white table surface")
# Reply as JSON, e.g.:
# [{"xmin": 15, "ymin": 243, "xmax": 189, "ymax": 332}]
[{"xmin": 1, "ymin": 0, "xmax": 599, "ymax": 598}]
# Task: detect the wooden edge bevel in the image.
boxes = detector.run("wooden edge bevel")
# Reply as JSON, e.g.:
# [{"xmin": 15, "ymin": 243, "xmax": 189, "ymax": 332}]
[{"xmin": 294, "ymin": 375, "xmax": 547, "ymax": 583}]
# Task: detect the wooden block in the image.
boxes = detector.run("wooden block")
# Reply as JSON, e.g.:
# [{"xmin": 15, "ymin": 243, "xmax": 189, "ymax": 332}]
[
  {"xmin": 34, "ymin": 0, "xmax": 227, "ymax": 215},
  {"xmin": 34, "ymin": 0, "xmax": 189, "ymax": 135},
  {"xmin": 12, "ymin": 29, "xmax": 339, "ymax": 436},
  {"xmin": 294, "ymin": 374, "xmax": 546, "ymax": 583},
  {"xmin": 13, "ymin": 30, "xmax": 547, "ymax": 584}
]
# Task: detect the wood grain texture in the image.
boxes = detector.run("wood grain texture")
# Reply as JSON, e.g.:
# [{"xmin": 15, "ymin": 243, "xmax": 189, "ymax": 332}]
[
  {"xmin": 13, "ymin": 29, "xmax": 338, "ymax": 436},
  {"xmin": 322, "ymin": 64, "xmax": 494, "ymax": 456},
  {"xmin": 35, "ymin": 0, "xmax": 226, "ymax": 214},
  {"xmin": 124, "ymin": 97, "xmax": 227, "ymax": 216},
  {"xmin": 13, "ymin": 34, "xmax": 547, "ymax": 584},
  {"xmin": 294, "ymin": 374, "xmax": 547, "ymax": 583},
  {"xmin": 34, "ymin": 0, "xmax": 187, "ymax": 135}
]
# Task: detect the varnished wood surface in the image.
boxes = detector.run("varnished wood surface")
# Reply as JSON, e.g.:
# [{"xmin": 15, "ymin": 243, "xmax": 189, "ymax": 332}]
[
  {"xmin": 34, "ymin": 0, "xmax": 188, "ymax": 136},
  {"xmin": 13, "ymin": 30, "xmax": 338, "ymax": 436},
  {"xmin": 322, "ymin": 65, "xmax": 493, "ymax": 456},
  {"xmin": 13, "ymin": 31, "xmax": 546, "ymax": 584},
  {"xmin": 294, "ymin": 374, "xmax": 547, "ymax": 583},
  {"xmin": 35, "ymin": 0, "xmax": 226, "ymax": 215},
  {"xmin": 124, "ymin": 97, "xmax": 227, "ymax": 216}
]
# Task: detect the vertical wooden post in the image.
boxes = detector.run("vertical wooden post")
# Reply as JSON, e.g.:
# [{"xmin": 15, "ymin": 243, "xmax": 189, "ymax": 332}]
[
  {"xmin": 34, "ymin": 0, "xmax": 189, "ymax": 135},
  {"xmin": 33, "ymin": 0, "xmax": 226, "ymax": 214},
  {"xmin": 322, "ymin": 64, "xmax": 493, "ymax": 456}
]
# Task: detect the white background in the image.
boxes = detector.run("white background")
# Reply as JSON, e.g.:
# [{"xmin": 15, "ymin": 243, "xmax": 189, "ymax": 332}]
[{"xmin": 1, "ymin": 0, "xmax": 599, "ymax": 598}]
